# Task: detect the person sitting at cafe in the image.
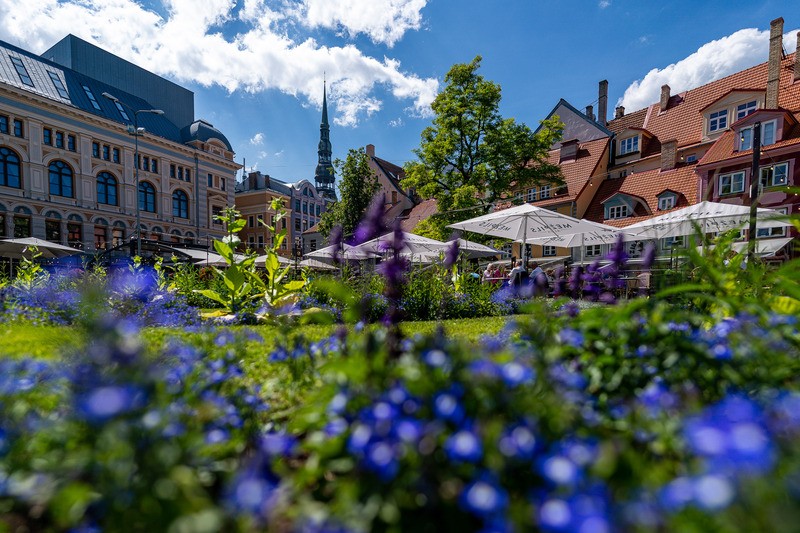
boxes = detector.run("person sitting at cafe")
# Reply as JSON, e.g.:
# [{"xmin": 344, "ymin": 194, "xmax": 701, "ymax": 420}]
[
  {"xmin": 529, "ymin": 261, "xmax": 546, "ymax": 283},
  {"xmin": 508, "ymin": 257, "xmax": 528, "ymax": 287}
]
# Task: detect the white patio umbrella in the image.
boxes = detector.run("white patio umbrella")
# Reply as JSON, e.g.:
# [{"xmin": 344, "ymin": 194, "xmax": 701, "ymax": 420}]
[
  {"xmin": 299, "ymin": 258, "xmax": 338, "ymax": 270},
  {"xmin": 0, "ymin": 237, "xmax": 81, "ymax": 259},
  {"xmin": 196, "ymin": 252, "xmax": 250, "ymax": 267},
  {"xmin": 453, "ymin": 238, "xmax": 506, "ymax": 259},
  {"xmin": 621, "ymin": 201, "xmax": 790, "ymax": 241},
  {"xmin": 353, "ymin": 232, "xmax": 450, "ymax": 256},
  {"xmin": 254, "ymin": 253, "xmax": 292, "ymax": 266},
  {"xmin": 447, "ymin": 203, "xmax": 613, "ymax": 263},
  {"xmin": 306, "ymin": 243, "xmax": 378, "ymax": 261}
]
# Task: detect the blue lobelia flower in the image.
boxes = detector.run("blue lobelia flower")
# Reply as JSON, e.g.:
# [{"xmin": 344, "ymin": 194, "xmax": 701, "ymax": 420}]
[
  {"xmin": 76, "ymin": 385, "xmax": 146, "ymax": 423},
  {"xmin": 445, "ymin": 427, "xmax": 483, "ymax": 463},
  {"xmin": 459, "ymin": 475, "xmax": 508, "ymax": 518}
]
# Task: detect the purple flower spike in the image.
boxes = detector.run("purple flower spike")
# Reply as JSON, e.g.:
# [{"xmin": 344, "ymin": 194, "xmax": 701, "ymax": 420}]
[
  {"xmin": 329, "ymin": 225, "xmax": 344, "ymax": 265},
  {"xmin": 353, "ymin": 193, "xmax": 387, "ymax": 245},
  {"xmin": 642, "ymin": 242, "xmax": 657, "ymax": 270},
  {"xmin": 444, "ymin": 239, "xmax": 460, "ymax": 268}
]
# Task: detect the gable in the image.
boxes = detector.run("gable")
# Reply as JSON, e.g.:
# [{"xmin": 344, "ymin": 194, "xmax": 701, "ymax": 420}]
[{"xmin": 538, "ymin": 99, "xmax": 610, "ymax": 149}]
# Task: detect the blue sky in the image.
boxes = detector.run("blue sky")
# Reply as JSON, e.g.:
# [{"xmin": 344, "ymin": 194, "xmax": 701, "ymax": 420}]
[{"xmin": 0, "ymin": 0, "xmax": 795, "ymax": 187}]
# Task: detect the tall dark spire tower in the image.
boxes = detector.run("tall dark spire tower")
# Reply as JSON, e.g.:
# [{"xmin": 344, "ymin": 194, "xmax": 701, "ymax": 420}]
[{"xmin": 314, "ymin": 80, "xmax": 336, "ymax": 201}]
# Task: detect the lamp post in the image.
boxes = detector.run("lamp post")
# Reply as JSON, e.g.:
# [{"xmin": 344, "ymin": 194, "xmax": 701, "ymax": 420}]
[
  {"xmin": 102, "ymin": 92, "xmax": 164, "ymax": 258},
  {"xmin": 293, "ymin": 236, "xmax": 303, "ymax": 276}
]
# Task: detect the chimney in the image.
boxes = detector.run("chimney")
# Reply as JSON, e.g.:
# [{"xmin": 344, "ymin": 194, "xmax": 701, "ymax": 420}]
[
  {"xmin": 366, "ymin": 144, "xmax": 375, "ymax": 157},
  {"xmin": 795, "ymin": 32, "xmax": 800, "ymax": 82},
  {"xmin": 598, "ymin": 80, "xmax": 608, "ymax": 126},
  {"xmin": 615, "ymin": 106, "xmax": 625, "ymax": 119},
  {"xmin": 660, "ymin": 84, "xmax": 671, "ymax": 112},
  {"xmin": 248, "ymin": 171, "xmax": 257, "ymax": 190},
  {"xmin": 766, "ymin": 17, "xmax": 784, "ymax": 108},
  {"xmin": 660, "ymin": 140, "xmax": 677, "ymax": 172},
  {"xmin": 560, "ymin": 139, "xmax": 579, "ymax": 162},
  {"xmin": 585, "ymin": 105, "xmax": 594, "ymax": 121}
]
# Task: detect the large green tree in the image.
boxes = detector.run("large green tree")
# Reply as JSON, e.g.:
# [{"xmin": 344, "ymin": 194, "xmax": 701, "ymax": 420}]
[
  {"xmin": 402, "ymin": 56, "xmax": 564, "ymax": 239},
  {"xmin": 319, "ymin": 147, "xmax": 380, "ymax": 238}
]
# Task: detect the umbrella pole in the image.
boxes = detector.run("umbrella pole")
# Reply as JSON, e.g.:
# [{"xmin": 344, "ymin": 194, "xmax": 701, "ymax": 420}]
[{"xmin": 522, "ymin": 217, "xmax": 528, "ymax": 266}]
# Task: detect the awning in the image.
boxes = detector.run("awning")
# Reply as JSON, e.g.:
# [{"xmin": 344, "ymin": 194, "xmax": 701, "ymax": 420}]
[{"xmin": 706, "ymin": 237, "xmax": 794, "ymax": 257}]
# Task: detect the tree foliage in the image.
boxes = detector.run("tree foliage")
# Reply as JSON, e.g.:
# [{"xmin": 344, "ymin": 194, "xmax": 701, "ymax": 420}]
[
  {"xmin": 319, "ymin": 147, "xmax": 380, "ymax": 238},
  {"xmin": 402, "ymin": 56, "xmax": 564, "ymax": 237}
]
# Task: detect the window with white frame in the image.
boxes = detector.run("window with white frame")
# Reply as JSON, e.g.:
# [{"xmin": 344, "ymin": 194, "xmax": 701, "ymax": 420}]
[
  {"xmin": 736, "ymin": 100, "xmax": 757, "ymax": 120},
  {"xmin": 585, "ymin": 244, "xmax": 601, "ymax": 257},
  {"xmin": 756, "ymin": 207, "xmax": 788, "ymax": 237},
  {"xmin": 542, "ymin": 245, "xmax": 557, "ymax": 257},
  {"xmin": 740, "ymin": 120, "xmax": 776, "ymax": 150},
  {"xmin": 658, "ymin": 195, "xmax": 676, "ymax": 210},
  {"xmin": 618, "ymin": 136, "xmax": 639, "ymax": 156},
  {"xmin": 760, "ymin": 162, "xmax": 789, "ymax": 188},
  {"xmin": 540, "ymin": 185, "xmax": 551, "ymax": 199},
  {"xmin": 607, "ymin": 204, "xmax": 629, "ymax": 219},
  {"xmin": 527, "ymin": 188, "xmax": 537, "ymax": 202},
  {"xmin": 719, "ymin": 171, "xmax": 745, "ymax": 195},
  {"xmin": 514, "ymin": 191, "xmax": 522, "ymax": 202},
  {"xmin": 709, "ymin": 109, "xmax": 728, "ymax": 132}
]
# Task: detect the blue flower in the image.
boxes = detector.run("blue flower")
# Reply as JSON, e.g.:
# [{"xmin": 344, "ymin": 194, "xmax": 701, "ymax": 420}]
[
  {"xmin": 76, "ymin": 385, "xmax": 145, "ymax": 422},
  {"xmin": 423, "ymin": 349, "xmax": 449, "ymax": 368},
  {"xmin": 498, "ymin": 424, "xmax": 537, "ymax": 459},
  {"xmin": 500, "ymin": 360, "xmax": 534, "ymax": 386},
  {"xmin": 433, "ymin": 391, "xmax": 464, "ymax": 424},
  {"xmin": 558, "ymin": 328, "xmax": 584, "ymax": 348},
  {"xmin": 363, "ymin": 441, "xmax": 398, "ymax": 480},
  {"xmin": 445, "ymin": 428, "xmax": 483, "ymax": 463},
  {"xmin": 459, "ymin": 476, "xmax": 508, "ymax": 517},
  {"xmin": 540, "ymin": 455, "xmax": 579, "ymax": 486}
]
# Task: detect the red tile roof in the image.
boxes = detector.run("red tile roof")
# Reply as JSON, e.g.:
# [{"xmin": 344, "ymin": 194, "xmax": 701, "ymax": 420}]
[
  {"xmin": 583, "ymin": 164, "xmax": 700, "ymax": 227},
  {"xmin": 607, "ymin": 53, "xmax": 800, "ymax": 150},
  {"xmin": 398, "ymin": 199, "xmax": 438, "ymax": 232}
]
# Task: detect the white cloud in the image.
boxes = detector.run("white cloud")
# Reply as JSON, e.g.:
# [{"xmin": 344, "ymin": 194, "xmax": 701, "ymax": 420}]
[
  {"xmin": 619, "ymin": 26, "xmax": 799, "ymax": 112},
  {"xmin": 598, "ymin": 0, "xmax": 611, "ymax": 8},
  {"xmin": 273, "ymin": 150, "xmax": 284, "ymax": 157},
  {"xmin": 293, "ymin": 0, "xmax": 428, "ymax": 47},
  {"xmin": 249, "ymin": 132, "xmax": 265, "ymax": 145},
  {"xmin": 389, "ymin": 117, "xmax": 404, "ymax": 127},
  {"xmin": 0, "ymin": 0, "xmax": 438, "ymax": 127}
]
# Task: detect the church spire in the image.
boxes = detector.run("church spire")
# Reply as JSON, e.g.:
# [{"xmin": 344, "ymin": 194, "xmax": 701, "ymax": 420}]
[{"xmin": 314, "ymin": 79, "xmax": 336, "ymax": 201}]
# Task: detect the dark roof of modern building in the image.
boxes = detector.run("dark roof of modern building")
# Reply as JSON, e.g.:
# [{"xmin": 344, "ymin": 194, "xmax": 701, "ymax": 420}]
[
  {"xmin": 0, "ymin": 38, "xmax": 186, "ymax": 144},
  {"xmin": 180, "ymin": 119, "xmax": 233, "ymax": 151}
]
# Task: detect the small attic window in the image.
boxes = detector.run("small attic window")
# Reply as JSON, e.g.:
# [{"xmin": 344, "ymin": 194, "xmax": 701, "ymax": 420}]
[
  {"xmin": 9, "ymin": 56, "xmax": 34, "ymax": 87},
  {"xmin": 47, "ymin": 71, "xmax": 69, "ymax": 98},
  {"xmin": 82, "ymin": 85, "xmax": 101, "ymax": 110}
]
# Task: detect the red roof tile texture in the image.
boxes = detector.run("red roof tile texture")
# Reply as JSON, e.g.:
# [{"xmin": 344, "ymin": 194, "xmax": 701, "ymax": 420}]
[
  {"xmin": 606, "ymin": 53, "xmax": 800, "ymax": 150},
  {"xmin": 583, "ymin": 164, "xmax": 700, "ymax": 227},
  {"xmin": 399, "ymin": 198, "xmax": 438, "ymax": 233},
  {"xmin": 532, "ymin": 137, "xmax": 608, "ymax": 204}
]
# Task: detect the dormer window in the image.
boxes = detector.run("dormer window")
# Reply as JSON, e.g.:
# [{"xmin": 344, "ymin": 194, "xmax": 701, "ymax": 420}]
[
  {"xmin": 736, "ymin": 100, "xmax": 757, "ymax": 120},
  {"xmin": 709, "ymin": 109, "xmax": 728, "ymax": 132},
  {"xmin": 618, "ymin": 136, "xmax": 638, "ymax": 156},
  {"xmin": 608, "ymin": 205, "xmax": 629, "ymax": 219},
  {"xmin": 657, "ymin": 194, "xmax": 676, "ymax": 210},
  {"xmin": 739, "ymin": 120, "xmax": 776, "ymax": 151}
]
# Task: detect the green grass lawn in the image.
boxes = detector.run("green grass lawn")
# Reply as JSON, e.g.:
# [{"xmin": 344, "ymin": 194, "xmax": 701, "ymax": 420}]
[{"xmin": 0, "ymin": 315, "xmax": 521, "ymax": 360}]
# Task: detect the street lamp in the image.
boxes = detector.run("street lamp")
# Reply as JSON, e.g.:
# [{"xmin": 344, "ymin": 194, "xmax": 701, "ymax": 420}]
[
  {"xmin": 293, "ymin": 236, "xmax": 303, "ymax": 275},
  {"xmin": 102, "ymin": 92, "xmax": 164, "ymax": 257}
]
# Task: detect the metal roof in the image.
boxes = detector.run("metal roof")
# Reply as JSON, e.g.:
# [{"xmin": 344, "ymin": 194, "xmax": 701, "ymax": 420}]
[{"xmin": 0, "ymin": 39, "xmax": 184, "ymax": 144}]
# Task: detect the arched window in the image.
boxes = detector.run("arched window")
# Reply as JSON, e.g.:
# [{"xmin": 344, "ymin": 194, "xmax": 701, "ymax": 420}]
[
  {"xmin": 0, "ymin": 147, "xmax": 21, "ymax": 188},
  {"xmin": 97, "ymin": 172, "xmax": 118, "ymax": 206},
  {"xmin": 49, "ymin": 160, "xmax": 73, "ymax": 197},
  {"xmin": 138, "ymin": 181, "xmax": 156, "ymax": 213},
  {"xmin": 172, "ymin": 190, "xmax": 189, "ymax": 218}
]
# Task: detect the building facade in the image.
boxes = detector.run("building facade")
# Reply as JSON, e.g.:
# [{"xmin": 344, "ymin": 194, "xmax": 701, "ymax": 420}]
[
  {"xmin": 235, "ymin": 171, "xmax": 292, "ymax": 257},
  {"xmin": 0, "ymin": 35, "xmax": 238, "ymax": 252}
]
